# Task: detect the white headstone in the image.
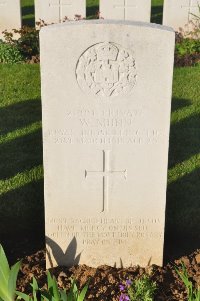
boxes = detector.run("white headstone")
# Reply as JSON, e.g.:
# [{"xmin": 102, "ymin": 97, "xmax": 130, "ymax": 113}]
[
  {"xmin": 163, "ymin": 0, "xmax": 200, "ymax": 32},
  {"xmin": 40, "ymin": 20, "xmax": 175, "ymax": 268},
  {"xmin": 0, "ymin": 0, "xmax": 21, "ymax": 36},
  {"xmin": 100, "ymin": 0, "xmax": 151, "ymax": 22},
  {"xmin": 35, "ymin": 0, "xmax": 86, "ymax": 24}
]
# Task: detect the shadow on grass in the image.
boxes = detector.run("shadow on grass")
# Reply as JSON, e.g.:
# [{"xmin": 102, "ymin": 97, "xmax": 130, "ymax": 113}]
[
  {"xmin": 0, "ymin": 130, "xmax": 43, "ymax": 181},
  {"xmin": 151, "ymin": 5, "xmax": 163, "ymax": 24},
  {"xmin": 0, "ymin": 98, "xmax": 42, "ymax": 180},
  {"xmin": 171, "ymin": 97, "xmax": 192, "ymax": 113},
  {"xmin": 86, "ymin": 5, "xmax": 99, "ymax": 19},
  {"xmin": 168, "ymin": 114, "xmax": 200, "ymax": 169},
  {"xmin": 0, "ymin": 99, "xmax": 41, "ymax": 136},
  {"xmin": 21, "ymin": 5, "xmax": 35, "ymax": 27},
  {"xmin": 164, "ymin": 167, "xmax": 200, "ymax": 263},
  {"xmin": 0, "ymin": 179, "xmax": 45, "ymax": 264},
  {"xmin": 0, "ymin": 97, "xmax": 44, "ymax": 262},
  {"xmin": 163, "ymin": 97, "xmax": 200, "ymax": 262}
]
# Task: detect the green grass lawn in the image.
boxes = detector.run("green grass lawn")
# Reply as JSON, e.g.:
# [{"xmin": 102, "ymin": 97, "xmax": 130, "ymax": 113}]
[{"xmin": 21, "ymin": 0, "xmax": 164, "ymax": 24}]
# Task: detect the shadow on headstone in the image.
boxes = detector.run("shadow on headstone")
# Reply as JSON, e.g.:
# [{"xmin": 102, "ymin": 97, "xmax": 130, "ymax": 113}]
[{"xmin": 46, "ymin": 236, "xmax": 82, "ymax": 267}]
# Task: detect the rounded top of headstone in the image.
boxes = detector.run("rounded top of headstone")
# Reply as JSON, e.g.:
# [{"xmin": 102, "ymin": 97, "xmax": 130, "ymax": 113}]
[{"xmin": 40, "ymin": 20, "xmax": 174, "ymax": 35}]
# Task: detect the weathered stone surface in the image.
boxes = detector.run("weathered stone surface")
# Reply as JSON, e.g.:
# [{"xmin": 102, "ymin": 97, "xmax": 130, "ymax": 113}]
[
  {"xmin": 35, "ymin": 0, "xmax": 86, "ymax": 25},
  {"xmin": 100, "ymin": 0, "xmax": 151, "ymax": 22},
  {"xmin": 163, "ymin": 0, "xmax": 200, "ymax": 32},
  {"xmin": 0, "ymin": 0, "xmax": 21, "ymax": 36},
  {"xmin": 40, "ymin": 20, "xmax": 175, "ymax": 268}
]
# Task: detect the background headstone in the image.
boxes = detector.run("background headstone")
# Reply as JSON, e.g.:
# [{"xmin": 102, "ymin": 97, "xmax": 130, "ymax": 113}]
[
  {"xmin": 0, "ymin": 0, "xmax": 21, "ymax": 36},
  {"xmin": 163, "ymin": 0, "xmax": 200, "ymax": 32},
  {"xmin": 100, "ymin": 0, "xmax": 151, "ymax": 22},
  {"xmin": 40, "ymin": 20, "xmax": 175, "ymax": 268},
  {"xmin": 35, "ymin": 0, "xmax": 86, "ymax": 25}
]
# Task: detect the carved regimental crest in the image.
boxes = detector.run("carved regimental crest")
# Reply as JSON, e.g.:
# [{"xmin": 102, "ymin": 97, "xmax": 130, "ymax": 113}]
[{"xmin": 76, "ymin": 42, "xmax": 137, "ymax": 97}]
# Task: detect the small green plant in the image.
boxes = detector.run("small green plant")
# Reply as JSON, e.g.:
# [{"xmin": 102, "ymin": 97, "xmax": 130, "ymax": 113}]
[
  {"xmin": 175, "ymin": 38, "xmax": 200, "ymax": 56},
  {"xmin": 16, "ymin": 271, "xmax": 89, "ymax": 301},
  {"xmin": 119, "ymin": 276, "xmax": 157, "ymax": 301},
  {"xmin": 3, "ymin": 26, "xmax": 40, "ymax": 63},
  {"xmin": 0, "ymin": 42, "xmax": 23, "ymax": 63},
  {"xmin": 175, "ymin": 262, "xmax": 200, "ymax": 301},
  {"xmin": 16, "ymin": 277, "xmax": 40, "ymax": 301},
  {"xmin": 128, "ymin": 275, "xmax": 157, "ymax": 301},
  {"xmin": 0, "ymin": 244, "xmax": 21, "ymax": 301}
]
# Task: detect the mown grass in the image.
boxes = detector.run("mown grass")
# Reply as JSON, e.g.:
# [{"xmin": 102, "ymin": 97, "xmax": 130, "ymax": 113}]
[{"xmin": 21, "ymin": 0, "xmax": 164, "ymax": 24}]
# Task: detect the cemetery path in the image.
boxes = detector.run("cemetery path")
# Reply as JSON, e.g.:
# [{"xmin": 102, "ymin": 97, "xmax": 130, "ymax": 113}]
[{"xmin": 16, "ymin": 248, "xmax": 200, "ymax": 301}]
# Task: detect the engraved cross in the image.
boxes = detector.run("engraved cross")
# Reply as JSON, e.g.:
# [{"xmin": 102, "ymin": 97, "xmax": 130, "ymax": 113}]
[
  {"xmin": 181, "ymin": 0, "xmax": 199, "ymax": 21},
  {"xmin": 85, "ymin": 150, "xmax": 127, "ymax": 213},
  {"xmin": 49, "ymin": 0, "xmax": 72, "ymax": 22},
  {"xmin": 114, "ymin": 0, "xmax": 137, "ymax": 19}
]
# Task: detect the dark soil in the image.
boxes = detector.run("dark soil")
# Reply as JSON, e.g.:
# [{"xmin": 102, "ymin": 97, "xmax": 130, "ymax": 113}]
[
  {"xmin": 174, "ymin": 53, "xmax": 200, "ymax": 67},
  {"xmin": 16, "ymin": 249, "xmax": 200, "ymax": 301}
]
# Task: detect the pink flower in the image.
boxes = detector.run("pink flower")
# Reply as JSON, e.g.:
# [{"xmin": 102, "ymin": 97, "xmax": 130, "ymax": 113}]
[
  {"xmin": 119, "ymin": 284, "xmax": 125, "ymax": 291},
  {"xmin": 119, "ymin": 293, "xmax": 130, "ymax": 301},
  {"xmin": 126, "ymin": 279, "xmax": 132, "ymax": 286}
]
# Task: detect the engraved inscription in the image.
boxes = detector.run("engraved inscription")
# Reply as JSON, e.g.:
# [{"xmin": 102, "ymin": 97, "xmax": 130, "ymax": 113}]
[
  {"xmin": 85, "ymin": 150, "xmax": 127, "ymax": 212},
  {"xmin": 44, "ymin": 108, "xmax": 164, "ymax": 145},
  {"xmin": 47, "ymin": 217, "xmax": 164, "ymax": 246},
  {"xmin": 76, "ymin": 42, "xmax": 137, "ymax": 97}
]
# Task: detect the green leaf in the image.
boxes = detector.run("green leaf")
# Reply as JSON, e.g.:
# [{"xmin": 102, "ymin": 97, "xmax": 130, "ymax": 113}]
[
  {"xmin": 59, "ymin": 290, "xmax": 67, "ymax": 301},
  {"xmin": 0, "ymin": 245, "xmax": 14, "ymax": 301},
  {"xmin": 16, "ymin": 291, "xmax": 31, "ymax": 301},
  {"xmin": 30, "ymin": 277, "xmax": 39, "ymax": 291},
  {"xmin": 8, "ymin": 261, "xmax": 21, "ymax": 300},
  {"xmin": 47, "ymin": 271, "xmax": 54, "ymax": 294},
  {"xmin": 47, "ymin": 271, "xmax": 53, "ymax": 290},
  {"xmin": 40, "ymin": 290, "xmax": 51, "ymax": 301},
  {"xmin": 0, "ymin": 245, "xmax": 10, "ymax": 281},
  {"xmin": 52, "ymin": 276, "xmax": 60, "ymax": 301},
  {"xmin": 66, "ymin": 287, "xmax": 74, "ymax": 301},
  {"xmin": 71, "ymin": 279, "xmax": 78, "ymax": 299},
  {"xmin": 77, "ymin": 282, "xmax": 89, "ymax": 301}
]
